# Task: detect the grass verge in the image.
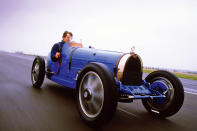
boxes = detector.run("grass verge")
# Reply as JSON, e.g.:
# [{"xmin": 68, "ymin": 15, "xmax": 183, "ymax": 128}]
[{"xmin": 143, "ymin": 69, "xmax": 197, "ymax": 81}]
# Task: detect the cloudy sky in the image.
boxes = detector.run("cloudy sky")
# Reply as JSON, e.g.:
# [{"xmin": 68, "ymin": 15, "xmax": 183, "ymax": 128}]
[{"xmin": 0, "ymin": 0, "xmax": 197, "ymax": 71}]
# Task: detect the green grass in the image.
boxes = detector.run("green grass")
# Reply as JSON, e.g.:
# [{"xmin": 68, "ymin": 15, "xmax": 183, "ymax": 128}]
[
  {"xmin": 143, "ymin": 69, "xmax": 197, "ymax": 81},
  {"xmin": 173, "ymin": 72, "xmax": 197, "ymax": 80},
  {"xmin": 143, "ymin": 69, "xmax": 155, "ymax": 74}
]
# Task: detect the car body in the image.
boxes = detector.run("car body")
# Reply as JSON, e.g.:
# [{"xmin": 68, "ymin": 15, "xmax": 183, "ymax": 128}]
[
  {"xmin": 47, "ymin": 43, "xmax": 140, "ymax": 90},
  {"xmin": 31, "ymin": 42, "xmax": 184, "ymax": 127}
]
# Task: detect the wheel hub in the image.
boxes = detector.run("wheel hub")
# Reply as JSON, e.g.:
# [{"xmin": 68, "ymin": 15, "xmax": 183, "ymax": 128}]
[
  {"xmin": 83, "ymin": 89, "xmax": 92, "ymax": 101},
  {"xmin": 32, "ymin": 62, "xmax": 39, "ymax": 84},
  {"xmin": 151, "ymin": 81, "xmax": 168, "ymax": 105}
]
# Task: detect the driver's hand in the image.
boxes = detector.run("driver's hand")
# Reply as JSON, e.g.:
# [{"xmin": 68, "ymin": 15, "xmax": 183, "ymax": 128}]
[{"xmin": 55, "ymin": 52, "xmax": 61, "ymax": 59}]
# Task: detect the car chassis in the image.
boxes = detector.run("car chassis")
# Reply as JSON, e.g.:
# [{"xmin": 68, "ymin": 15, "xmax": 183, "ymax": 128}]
[{"xmin": 31, "ymin": 43, "xmax": 184, "ymax": 127}]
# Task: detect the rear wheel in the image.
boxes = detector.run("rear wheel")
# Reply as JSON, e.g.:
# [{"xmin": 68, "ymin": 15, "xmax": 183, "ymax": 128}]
[
  {"xmin": 142, "ymin": 70, "xmax": 184, "ymax": 117},
  {"xmin": 76, "ymin": 63, "xmax": 117, "ymax": 127},
  {"xmin": 31, "ymin": 56, "xmax": 45, "ymax": 88}
]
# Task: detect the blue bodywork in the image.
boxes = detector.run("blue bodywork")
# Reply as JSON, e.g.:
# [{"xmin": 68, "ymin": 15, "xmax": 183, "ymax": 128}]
[
  {"xmin": 47, "ymin": 44, "xmax": 121, "ymax": 88},
  {"xmin": 47, "ymin": 43, "xmax": 167, "ymax": 101}
]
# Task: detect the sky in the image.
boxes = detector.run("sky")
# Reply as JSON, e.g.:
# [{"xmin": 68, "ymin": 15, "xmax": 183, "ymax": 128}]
[{"xmin": 0, "ymin": 0, "xmax": 197, "ymax": 71}]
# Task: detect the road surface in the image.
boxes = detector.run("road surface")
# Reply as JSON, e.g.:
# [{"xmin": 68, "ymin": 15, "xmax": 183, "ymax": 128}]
[{"xmin": 0, "ymin": 51, "xmax": 197, "ymax": 131}]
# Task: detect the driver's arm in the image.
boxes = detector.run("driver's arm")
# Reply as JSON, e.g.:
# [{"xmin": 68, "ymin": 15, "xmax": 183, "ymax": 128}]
[{"xmin": 51, "ymin": 43, "xmax": 60, "ymax": 62}]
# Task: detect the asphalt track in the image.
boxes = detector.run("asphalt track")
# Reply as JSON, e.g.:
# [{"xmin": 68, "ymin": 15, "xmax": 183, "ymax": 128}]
[{"xmin": 0, "ymin": 51, "xmax": 197, "ymax": 131}]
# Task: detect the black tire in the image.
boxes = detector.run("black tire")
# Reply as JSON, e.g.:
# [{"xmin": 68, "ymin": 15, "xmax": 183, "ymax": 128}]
[
  {"xmin": 142, "ymin": 70, "xmax": 184, "ymax": 117},
  {"xmin": 76, "ymin": 63, "xmax": 118, "ymax": 127},
  {"xmin": 31, "ymin": 56, "xmax": 45, "ymax": 88}
]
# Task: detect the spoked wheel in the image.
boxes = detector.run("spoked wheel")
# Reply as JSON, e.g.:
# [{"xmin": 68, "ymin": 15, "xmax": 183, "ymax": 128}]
[
  {"xmin": 142, "ymin": 70, "xmax": 184, "ymax": 117},
  {"xmin": 76, "ymin": 63, "xmax": 117, "ymax": 127},
  {"xmin": 31, "ymin": 56, "xmax": 45, "ymax": 88}
]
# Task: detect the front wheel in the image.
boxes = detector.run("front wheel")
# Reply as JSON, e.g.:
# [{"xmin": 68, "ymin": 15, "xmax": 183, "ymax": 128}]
[
  {"xmin": 76, "ymin": 63, "xmax": 118, "ymax": 127},
  {"xmin": 142, "ymin": 70, "xmax": 184, "ymax": 117}
]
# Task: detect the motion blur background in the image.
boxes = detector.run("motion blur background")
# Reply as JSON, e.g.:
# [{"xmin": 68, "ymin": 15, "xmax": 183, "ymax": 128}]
[{"xmin": 1, "ymin": 0, "xmax": 197, "ymax": 71}]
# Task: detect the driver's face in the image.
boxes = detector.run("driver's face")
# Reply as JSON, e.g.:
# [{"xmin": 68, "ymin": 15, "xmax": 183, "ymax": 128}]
[{"xmin": 63, "ymin": 34, "xmax": 72, "ymax": 42}]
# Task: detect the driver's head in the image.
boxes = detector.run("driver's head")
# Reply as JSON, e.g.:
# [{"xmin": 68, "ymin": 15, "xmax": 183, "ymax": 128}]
[{"xmin": 62, "ymin": 31, "xmax": 73, "ymax": 43}]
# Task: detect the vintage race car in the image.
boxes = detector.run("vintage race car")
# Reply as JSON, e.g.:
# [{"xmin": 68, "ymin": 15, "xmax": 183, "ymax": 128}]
[{"xmin": 31, "ymin": 42, "xmax": 184, "ymax": 127}]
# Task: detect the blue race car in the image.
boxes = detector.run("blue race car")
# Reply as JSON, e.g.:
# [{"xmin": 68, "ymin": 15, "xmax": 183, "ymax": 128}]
[{"xmin": 31, "ymin": 42, "xmax": 184, "ymax": 127}]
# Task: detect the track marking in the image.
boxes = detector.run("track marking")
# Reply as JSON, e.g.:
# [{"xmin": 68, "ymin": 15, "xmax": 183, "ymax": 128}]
[
  {"xmin": 117, "ymin": 107, "xmax": 139, "ymax": 118},
  {"xmin": 184, "ymin": 91, "xmax": 197, "ymax": 96}
]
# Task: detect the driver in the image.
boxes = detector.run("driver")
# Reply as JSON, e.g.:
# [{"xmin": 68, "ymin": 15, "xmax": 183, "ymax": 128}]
[{"xmin": 51, "ymin": 31, "xmax": 73, "ymax": 62}]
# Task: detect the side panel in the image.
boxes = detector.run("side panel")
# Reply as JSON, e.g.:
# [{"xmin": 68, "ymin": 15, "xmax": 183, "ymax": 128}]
[
  {"xmin": 47, "ymin": 45, "xmax": 79, "ymax": 88},
  {"xmin": 68, "ymin": 48, "xmax": 94, "ymax": 88},
  {"xmin": 70, "ymin": 48, "xmax": 122, "ymax": 77}
]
